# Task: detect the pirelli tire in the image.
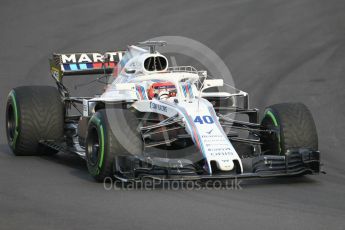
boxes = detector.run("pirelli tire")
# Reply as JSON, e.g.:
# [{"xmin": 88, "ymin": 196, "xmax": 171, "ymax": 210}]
[
  {"xmin": 5, "ymin": 86, "xmax": 64, "ymax": 156},
  {"xmin": 85, "ymin": 109, "xmax": 143, "ymax": 182},
  {"xmin": 260, "ymin": 102, "xmax": 318, "ymax": 155}
]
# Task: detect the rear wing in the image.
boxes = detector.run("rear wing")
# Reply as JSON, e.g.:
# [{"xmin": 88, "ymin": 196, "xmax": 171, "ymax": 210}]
[{"xmin": 49, "ymin": 51, "xmax": 125, "ymax": 81}]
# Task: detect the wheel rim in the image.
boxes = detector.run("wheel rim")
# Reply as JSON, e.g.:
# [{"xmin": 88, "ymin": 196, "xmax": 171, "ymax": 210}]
[
  {"xmin": 6, "ymin": 104, "xmax": 16, "ymax": 143},
  {"xmin": 87, "ymin": 127, "xmax": 100, "ymax": 166}
]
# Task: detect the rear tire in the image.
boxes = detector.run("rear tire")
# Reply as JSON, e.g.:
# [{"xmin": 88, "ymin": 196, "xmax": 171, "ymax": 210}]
[
  {"xmin": 261, "ymin": 102, "xmax": 318, "ymax": 155},
  {"xmin": 5, "ymin": 86, "xmax": 64, "ymax": 155}
]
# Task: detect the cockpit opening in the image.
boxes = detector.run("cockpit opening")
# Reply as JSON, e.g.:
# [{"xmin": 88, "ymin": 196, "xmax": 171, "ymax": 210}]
[{"xmin": 148, "ymin": 82, "xmax": 177, "ymax": 100}]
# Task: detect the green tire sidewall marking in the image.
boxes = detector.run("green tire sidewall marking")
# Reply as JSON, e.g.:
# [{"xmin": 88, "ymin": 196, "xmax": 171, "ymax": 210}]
[
  {"xmin": 265, "ymin": 110, "xmax": 278, "ymax": 127},
  {"xmin": 264, "ymin": 110, "xmax": 282, "ymax": 155},
  {"xmin": 98, "ymin": 124, "xmax": 105, "ymax": 168},
  {"xmin": 89, "ymin": 116, "xmax": 105, "ymax": 175},
  {"xmin": 9, "ymin": 91, "xmax": 19, "ymax": 148}
]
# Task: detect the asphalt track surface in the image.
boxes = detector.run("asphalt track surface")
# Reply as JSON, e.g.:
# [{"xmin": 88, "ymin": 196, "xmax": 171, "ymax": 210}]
[{"xmin": 1, "ymin": 0, "xmax": 345, "ymax": 229}]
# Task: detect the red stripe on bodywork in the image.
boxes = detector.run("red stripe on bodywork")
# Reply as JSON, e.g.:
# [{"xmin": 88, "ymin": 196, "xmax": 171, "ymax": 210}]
[
  {"xmin": 93, "ymin": 62, "xmax": 103, "ymax": 68},
  {"xmin": 185, "ymin": 83, "xmax": 190, "ymax": 97},
  {"xmin": 137, "ymin": 86, "xmax": 144, "ymax": 99},
  {"xmin": 105, "ymin": 62, "xmax": 115, "ymax": 68}
]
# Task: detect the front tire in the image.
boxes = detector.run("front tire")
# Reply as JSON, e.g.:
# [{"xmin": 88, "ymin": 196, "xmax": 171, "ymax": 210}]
[
  {"xmin": 261, "ymin": 102, "xmax": 318, "ymax": 155},
  {"xmin": 85, "ymin": 109, "xmax": 143, "ymax": 182}
]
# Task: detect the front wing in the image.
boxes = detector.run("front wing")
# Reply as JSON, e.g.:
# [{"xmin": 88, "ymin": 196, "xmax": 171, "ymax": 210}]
[{"xmin": 114, "ymin": 148, "xmax": 321, "ymax": 182}]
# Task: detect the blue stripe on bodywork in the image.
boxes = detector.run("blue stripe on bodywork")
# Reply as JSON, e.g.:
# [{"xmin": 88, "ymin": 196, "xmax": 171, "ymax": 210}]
[
  {"xmin": 63, "ymin": 64, "xmax": 71, "ymax": 70},
  {"xmin": 69, "ymin": 64, "xmax": 78, "ymax": 70},
  {"xmin": 141, "ymin": 85, "xmax": 147, "ymax": 99},
  {"xmin": 188, "ymin": 83, "xmax": 193, "ymax": 97},
  {"xmin": 79, "ymin": 63, "xmax": 87, "ymax": 70},
  {"xmin": 182, "ymin": 85, "xmax": 187, "ymax": 97}
]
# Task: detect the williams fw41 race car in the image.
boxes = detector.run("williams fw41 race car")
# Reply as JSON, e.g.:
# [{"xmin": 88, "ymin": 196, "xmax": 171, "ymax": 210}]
[{"xmin": 6, "ymin": 41, "xmax": 321, "ymax": 182}]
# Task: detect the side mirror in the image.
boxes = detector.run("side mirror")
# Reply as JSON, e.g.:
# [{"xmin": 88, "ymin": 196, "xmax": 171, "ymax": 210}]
[
  {"xmin": 115, "ymin": 83, "xmax": 136, "ymax": 90},
  {"xmin": 125, "ymin": 68, "xmax": 136, "ymax": 74},
  {"xmin": 202, "ymin": 79, "xmax": 224, "ymax": 91}
]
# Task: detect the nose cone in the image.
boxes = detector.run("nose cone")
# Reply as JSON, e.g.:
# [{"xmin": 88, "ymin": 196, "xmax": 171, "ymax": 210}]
[{"xmin": 216, "ymin": 159, "xmax": 234, "ymax": 171}]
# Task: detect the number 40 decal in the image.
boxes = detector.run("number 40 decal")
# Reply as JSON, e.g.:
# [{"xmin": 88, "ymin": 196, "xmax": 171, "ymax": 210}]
[{"xmin": 194, "ymin": 115, "xmax": 214, "ymax": 124}]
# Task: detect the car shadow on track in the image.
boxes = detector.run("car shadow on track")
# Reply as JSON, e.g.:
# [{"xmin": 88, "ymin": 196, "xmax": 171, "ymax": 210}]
[
  {"xmin": 239, "ymin": 176, "xmax": 320, "ymax": 188},
  {"xmin": 0, "ymin": 143, "xmax": 12, "ymax": 156},
  {"xmin": 0, "ymin": 143, "xmax": 93, "ymax": 181},
  {"xmin": 40, "ymin": 151, "xmax": 94, "ymax": 182}
]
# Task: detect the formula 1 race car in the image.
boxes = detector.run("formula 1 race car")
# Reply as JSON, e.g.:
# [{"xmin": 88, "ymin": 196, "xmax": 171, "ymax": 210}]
[{"xmin": 5, "ymin": 41, "xmax": 321, "ymax": 182}]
